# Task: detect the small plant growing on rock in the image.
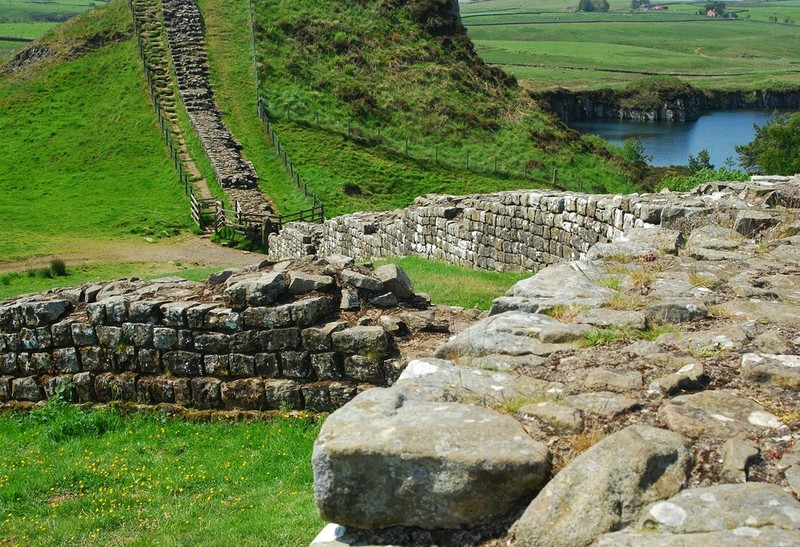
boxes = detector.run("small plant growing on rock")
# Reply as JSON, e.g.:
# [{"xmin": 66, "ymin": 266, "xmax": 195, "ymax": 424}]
[{"xmin": 545, "ymin": 304, "xmax": 589, "ymax": 323}]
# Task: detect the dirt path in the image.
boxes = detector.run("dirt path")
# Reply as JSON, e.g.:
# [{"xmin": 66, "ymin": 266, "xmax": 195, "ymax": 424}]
[{"xmin": 0, "ymin": 234, "xmax": 267, "ymax": 274}]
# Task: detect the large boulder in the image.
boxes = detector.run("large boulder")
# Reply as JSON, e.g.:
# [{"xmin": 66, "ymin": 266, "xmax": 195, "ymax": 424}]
[
  {"xmin": 312, "ymin": 388, "xmax": 551, "ymax": 530},
  {"xmin": 435, "ymin": 312, "xmax": 587, "ymax": 364},
  {"xmin": 511, "ymin": 425, "xmax": 690, "ymax": 547},
  {"xmin": 490, "ymin": 261, "xmax": 613, "ymax": 315}
]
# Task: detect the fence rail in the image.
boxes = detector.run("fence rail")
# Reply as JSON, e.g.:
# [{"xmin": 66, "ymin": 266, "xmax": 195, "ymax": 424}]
[{"xmin": 128, "ymin": 0, "xmax": 204, "ymax": 229}]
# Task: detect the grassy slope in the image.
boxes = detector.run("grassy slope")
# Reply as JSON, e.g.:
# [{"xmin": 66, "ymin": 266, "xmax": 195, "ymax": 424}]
[
  {"xmin": 0, "ymin": 1, "xmax": 190, "ymax": 260},
  {"xmin": 250, "ymin": 0, "xmax": 638, "ymax": 217},
  {"xmin": 461, "ymin": 0, "xmax": 800, "ymax": 91},
  {"xmin": 194, "ymin": 0, "xmax": 311, "ymax": 215},
  {"xmin": 0, "ymin": 406, "xmax": 322, "ymax": 546}
]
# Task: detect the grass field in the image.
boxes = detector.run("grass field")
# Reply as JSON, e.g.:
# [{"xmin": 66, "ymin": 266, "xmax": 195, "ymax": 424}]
[
  {"xmin": 0, "ymin": 401, "xmax": 322, "ymax": 546},
  {"xmin": 460, "ymin": 0, "xmax": 800, "ymax": 91},
  {"xmin": 0, "ymin": 3, "xmax": 190, "ymax": 261}
]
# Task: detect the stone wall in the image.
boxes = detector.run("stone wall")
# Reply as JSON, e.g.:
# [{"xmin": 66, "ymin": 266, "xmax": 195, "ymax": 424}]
[
  {"xmin": 270, "ymin": 178, "xmax": 800, "ymax": 271},
  {"xmin": 0, "ymin": 259, "xmax": 431, "ymax": 414},
  {"xmin": 160, "ymin": 0, "xmax": 272, "ymax": 216}
]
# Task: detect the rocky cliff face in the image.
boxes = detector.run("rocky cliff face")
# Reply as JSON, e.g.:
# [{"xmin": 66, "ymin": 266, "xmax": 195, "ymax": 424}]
[{"xmin": 543, "ymin": 88, "xmax": 800, "ymax": 122}]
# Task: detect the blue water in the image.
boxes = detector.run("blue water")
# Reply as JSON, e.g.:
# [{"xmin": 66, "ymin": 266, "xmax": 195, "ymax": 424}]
[{"xmin": 568, "ymin": 110, "xmax": 787, "ymax": 168}]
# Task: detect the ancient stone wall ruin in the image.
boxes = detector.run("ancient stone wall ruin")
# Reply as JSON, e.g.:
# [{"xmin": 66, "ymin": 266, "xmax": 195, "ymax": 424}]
[
  {"xmin": 270, "ymin": 177, "xmax": 798, "ymax": 271},
  {"xmin": 160, "ymin": 0, "xmax": 271, "ymax": 216},
  {"xmin": 0, "ymin": 259, "xmax": 439, "ymax": 413}
]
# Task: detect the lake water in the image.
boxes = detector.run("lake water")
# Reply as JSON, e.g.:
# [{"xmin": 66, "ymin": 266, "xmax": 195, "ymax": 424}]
[{"xmin": 568, "ymin": 110, "xmax": 785, "ymax": 168}]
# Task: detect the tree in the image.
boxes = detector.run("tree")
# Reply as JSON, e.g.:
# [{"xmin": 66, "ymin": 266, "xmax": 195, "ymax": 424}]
[
  {"xmin": 578, "ymin": 0, "xmax": 609, "ymax": 12},
  {"xmin": 735, "ymin": 112, "xmax": 800, "ymax": 175},
  {"xmin": 631, "ymin": 0, "xmax": 650, "ymax": 11},
  {"xmin": 688, "ymin": 148, "xmax": 713, "ymax": 173},
  {"xmin": 704, "ymin": 1, "xmax": 725, "ymax": 15}
]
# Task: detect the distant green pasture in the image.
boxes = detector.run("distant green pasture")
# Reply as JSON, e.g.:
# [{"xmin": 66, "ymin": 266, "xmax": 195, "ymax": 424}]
[
  {"xmin": 461, "ymin": 0, "xmax": 800, "ymax": 90},
  {"xmin": 0, "ymin": 0, "xmax": 107, "ymax": 23}
]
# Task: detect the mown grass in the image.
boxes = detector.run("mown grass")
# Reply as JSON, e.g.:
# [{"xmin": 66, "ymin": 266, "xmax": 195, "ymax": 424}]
[
  {"xmin": 0, "ymin": 400, "xmax": 322, "ymax": 546},
  {"xmin": 0, "ymin": 2, "xmax": 190, "ymax": 261},
  {"xmin": 461, "ymin": 0, "xmax": 800, "ymax": 91},
  {"xmin": 375, "ymin": 256, "xmax": 529, "ymax": 310}
]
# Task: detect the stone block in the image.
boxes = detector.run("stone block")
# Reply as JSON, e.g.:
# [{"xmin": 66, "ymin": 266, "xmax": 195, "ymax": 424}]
[
  {"xmin": 243, "ymin": 306, "xmax": 293, "ymax": 328},
  {"xmin": 137, "ymin": 348, "xmax": 161, "ymax": 374},
  {"xmin": 344, "ymin": 355, "xmax": 385, "ymax": 384},
  {"xmin": 79, "ymin": 346, "xmax": 103, "ymax": 372},
  {"xmin": 122, "ymin": 323, "xmax": 154, "ymax": 347},
  {"xmin": 287, "ymin": 296, "xmax": 336, "ymax": 327},
  {"xmin": 153, "ymin": 327, "xmax": 178, "ymax": 350},
  {"xmin": 311, "ymin": 353, "xmax": 343, "ymax": 380},
  {"xmin": 302, "ymin": 322, "xmax": 348, "ymax": 351},
  {"xmin": 20, "ymin": 299, "xmax": 71, "ymax": 327},
  {"xmin": 113, "ymin": 345, "xmax": 136, "ymax": 372},
  {"xmin": 54, "ymin": 347, "xmax": 80, "ymax": 373},
  {"xmin": 204, "ymin": 354, "xmax": 230, "ymax": 376},
  {"xmin": 221, "ymin": 378, "xmax": 265, "ymax": 410},
  {"xmin": 0, "ymin": 376, "xmax": 12, "ymax": 401},
  {"xmin": 185, "ymin": 303, "xmax": 218, "ymax": 329},
  {"xmin": 229, "ymin": 354, "xmax": 255, "ymax": 377},
  {"xmin": 1, "ymin": 352, "xmax": 18, "ymax": 375},
  {"xmin": 194, "ymin": 333, "xmax": 230, "ymax": 354},
  {"xmin": 288, "ymin": 271, "xmax": 334, "ymax": 294},
  {"xmin": 230, "ymin": 331, "xmax": 259, "ymax": 353},
  {"xmin": 261, "ymin": 328, "xmax": 300, "ymax": 351},
  {"xmin": 51, "ymin": 320, "xmax": 74, "ymax": 347},
  {"xmin": 191, "ymin": 377, "xmax": 222, "ymax": 409},
  {"xmin": 160, "ymin": 301, "xmax": 198, "ymax": 327},
  {"xmin": 203, "ymin": 308, "xmax": 243, "ymax": 333},
  {"xmin": 374, "ymin": 264, "xmax": 414, "ymax": 299},
  {"xmin": 71, "ymin": 323, "xmax": 97, "ymax": 346},
  {"xmin": 163, "ymin": 351, "xmax": 203, "ymax": 376},
  {"xmin": 96, "ymin": 326, "xmax": 122, "ymax": 348},
  {"xmin": 128, "ymin": 300, "xmax": 164, "ymax": 324},
  {"xmin": 173, "ymin": 378, "xmax": 191, "ymax": 406},
  {"xmin": 12, "ymin": 376, "xmax": 43, "ymax": 402},
  {"xmin": 341, "ymin": 269, "xmax": 383, "ymax": 292},
  {"xmin": 281, "ymin": 351, "xmax": 311, "ymax": 380},
  {"xmin": 73, "ymin": 371, "xmax": 95, "ymax": 403},
  {"xmin": 332, "ymin": 326, "xmax": 389, "ymax": 357},
  {"xmin": 264, "ymin": 379, "xmax": 303, "ymax": 410},
  {"xmin": 223, "ymin": 272, "xmax": 286, "ymax": 310},
  {"xmin": 256, "ymin": 353, "xmax": 280, "ymax": 378},
  {"xmin": 44, "ymin": 375, "xmax": 74, "ymax": 401}
]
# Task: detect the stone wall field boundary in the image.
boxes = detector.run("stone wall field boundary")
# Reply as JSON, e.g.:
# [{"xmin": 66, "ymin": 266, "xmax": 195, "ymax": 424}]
[{"xmin": 269, "ymin": 177, "xmax": 800, "ymax": 271}]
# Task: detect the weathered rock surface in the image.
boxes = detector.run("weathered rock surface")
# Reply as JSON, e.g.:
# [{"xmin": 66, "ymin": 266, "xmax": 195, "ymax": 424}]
[
  {"xmin": 435, "ymin": 311, "xmax": 587, "ymax": 364},
  {"xmin": 596, "ymin": 482, "xmax": 800, "ymax": 545},
  {"xmin": 659, "ymin": 389, "xmax": 785, "ymax": 438},
  {"xmin": 394, "ymin": 358, "xmax": 548, "ymax": 407},
  {"xmin": 312, "ymin": 388, "xmax": 551, "ymax": 530},
  {"xmin": 512, "ymin": 425, "xmax": 690, "ymax": 547}
]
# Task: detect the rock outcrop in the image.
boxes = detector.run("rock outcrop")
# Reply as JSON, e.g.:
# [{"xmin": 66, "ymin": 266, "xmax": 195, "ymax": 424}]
[{"xmin": 307, "ymin": 177, "xmax": 800, "ymax": 546}]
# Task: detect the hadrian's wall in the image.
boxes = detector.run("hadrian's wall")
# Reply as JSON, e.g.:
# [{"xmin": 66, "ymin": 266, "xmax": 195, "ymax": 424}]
[
  {"xmin": 0, "ymin": 259, "xmax": 435, "ymax": 413},
  {"xmin": 269, "ymin": 178, "xmax": 798, "ymax": 270}
]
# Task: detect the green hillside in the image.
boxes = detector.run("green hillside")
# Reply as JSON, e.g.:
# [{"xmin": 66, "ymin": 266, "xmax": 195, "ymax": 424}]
[
  {"xmin": 247, "ymin": 0, "xmax": 636, "ymax": 215},
  {"xmin": 0, "ymin": 0, "xmax": 639, "ymax": 265},
  {"xmin": 0, "ymin": 0, "xmax": 189, "ymax": 261}
]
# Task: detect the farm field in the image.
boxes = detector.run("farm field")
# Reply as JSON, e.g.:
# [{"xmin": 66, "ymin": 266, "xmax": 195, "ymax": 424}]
[
  {"xmin": 460, "ymin": 0, "xmax": 800, "ymax": 91},
  {"xmin": 0, "ymin": 0, "xmax": 108, "ymax": 59}
]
